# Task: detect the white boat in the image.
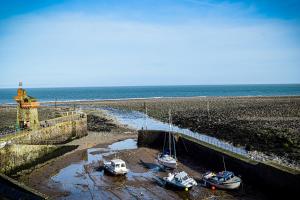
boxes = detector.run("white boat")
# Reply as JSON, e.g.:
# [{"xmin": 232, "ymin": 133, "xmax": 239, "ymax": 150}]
[
  {"xmin": 104, "ymin": 159, "xmax": 129, "ymax": 175},
  {"xmin": 163, "ymin": 171, "xmax": 197, "ymax": 191},
  {"xmin": 157, "ymin": 109, "xmax": 177, "ymax": 169},
  {"xmin": 157, "ymin": 153, "xmax": 177, "ymax": 169},
  {"xmin": 202, "ymin": 171, "xmax": 241, "ymax": 190}
]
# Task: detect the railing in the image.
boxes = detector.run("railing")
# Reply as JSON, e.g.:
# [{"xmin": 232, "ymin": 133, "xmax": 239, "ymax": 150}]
[
  {"xmin": 179, "ymin": 130, "xmax": 248, "ymax": 157},
  {"xmin": 40, "ymin": 113, "xmax": 86, "ymax": 128}
]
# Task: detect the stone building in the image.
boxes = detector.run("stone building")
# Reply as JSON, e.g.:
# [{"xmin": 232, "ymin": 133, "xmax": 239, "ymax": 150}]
[{"xmin": 14, "ymin": 82, "xmax": 40, "ymax": 130}]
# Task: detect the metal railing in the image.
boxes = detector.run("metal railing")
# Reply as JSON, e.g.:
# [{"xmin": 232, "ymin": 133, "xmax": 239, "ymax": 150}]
[{"xmin": 179, "ymin": 130, "xmax": 248, "ymax": 157}]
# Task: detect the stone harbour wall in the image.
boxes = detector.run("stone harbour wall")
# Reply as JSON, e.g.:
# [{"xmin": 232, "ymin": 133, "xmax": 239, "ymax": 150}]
[
  {"xmin": 17, "ymin": 118, "xmax": 87, "ymax": 145},
  {"xmin": 138, "ymin": 130, "xmax": 300, "ymax": 198},
  {"xmin": 5, "ymin": 114, "xmax": 88, "ymax": 145},
  {"xmin": 0, "ymin": 144, "xmax": 77, "ymax": 175},
  {"xmin": 0, "ymin": 113, "xmax": 87, "ymax": 175}
]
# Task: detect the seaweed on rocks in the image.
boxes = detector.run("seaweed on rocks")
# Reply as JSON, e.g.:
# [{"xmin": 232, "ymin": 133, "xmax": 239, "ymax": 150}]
[
  {"xmin": 91, "ymin": 96, "xmax": 300, "ymax": 166},
  {"xmin": 87, "ymin": 114, "xmax": 117, "ymax": 132}
]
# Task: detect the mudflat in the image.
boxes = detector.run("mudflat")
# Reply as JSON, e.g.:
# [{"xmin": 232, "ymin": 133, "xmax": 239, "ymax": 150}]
[
  {"xmin": 2, "ymin": 96, "xmax": 299, "ymax": 166},
  {"xmin": 64, "ymin": 96, "xmax": 300, "ymax": 166},
  {"xmin": 2, "ymin": 97, "xmax": 295, "ymax": 199}
]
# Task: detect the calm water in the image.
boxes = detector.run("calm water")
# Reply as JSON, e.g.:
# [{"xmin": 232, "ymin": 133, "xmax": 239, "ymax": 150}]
[{"xmin": 1, "ymin": 84, "xmax": 300, "ymax": 104}]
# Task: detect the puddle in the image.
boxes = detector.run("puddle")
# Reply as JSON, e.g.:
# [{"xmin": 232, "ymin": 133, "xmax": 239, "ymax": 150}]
[
  {"xmin": 51, "ymin": 139, "xmax": 139, "ymax": 199},
  {"xmin": 108, "ymin": 139, "xmax": 137, "ymax": 151}
]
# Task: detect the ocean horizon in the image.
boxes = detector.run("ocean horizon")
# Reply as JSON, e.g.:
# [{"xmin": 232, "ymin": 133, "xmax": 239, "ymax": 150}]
[{"xmin": 1, "ymin": 84, "xmax": 300, "ymax": 104}]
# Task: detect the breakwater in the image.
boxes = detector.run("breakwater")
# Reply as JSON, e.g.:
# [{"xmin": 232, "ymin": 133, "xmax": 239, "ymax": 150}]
[{"xmin": 138, "ymin": 130, "xmax": 300, "ymax": 198}]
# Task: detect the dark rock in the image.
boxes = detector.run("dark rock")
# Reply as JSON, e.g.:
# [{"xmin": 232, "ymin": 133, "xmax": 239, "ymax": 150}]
[{"xmin": 87, "ymin": 114, "xmax": 116, "ymax": 132}]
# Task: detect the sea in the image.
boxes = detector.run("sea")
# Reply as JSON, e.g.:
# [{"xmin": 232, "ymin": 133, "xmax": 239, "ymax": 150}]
[{"xmin": 0, "ymin": 84, "xmax": 300, "ymax": 104}]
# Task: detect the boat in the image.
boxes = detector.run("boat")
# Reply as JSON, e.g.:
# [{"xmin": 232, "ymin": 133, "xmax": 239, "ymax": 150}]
[
  {"xmin": 157, "ymin": 153, "xmax": 177, "ymax": 169},
  {"xmin": 163, "ymin": 171, "xmax": 197, "ymax": 191},
  {"xmin": 103, "ymin": 159, "xmax": 129, "ymax": 175},
  {"xmin": 202, "ymin": 171, "xmax": 241, "ymax": 190},
  {"xmin": 157, "ymin": 109, "xmax": 177, "ymax": 169}
]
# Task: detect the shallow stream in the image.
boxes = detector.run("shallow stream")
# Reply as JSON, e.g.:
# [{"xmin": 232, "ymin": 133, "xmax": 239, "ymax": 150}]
[{"xmin": 101, "ymin": 107, "xmax": 248, "ymax": 156}]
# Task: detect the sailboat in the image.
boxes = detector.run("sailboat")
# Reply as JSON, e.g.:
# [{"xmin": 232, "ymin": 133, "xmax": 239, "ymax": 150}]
[
  {"xmin": 202, "ymin": 156, "xmax": 242, "ymax": 190},
  {"xmin": 157, "ymin": 109, "xmax": 177, "ymax": 169}
]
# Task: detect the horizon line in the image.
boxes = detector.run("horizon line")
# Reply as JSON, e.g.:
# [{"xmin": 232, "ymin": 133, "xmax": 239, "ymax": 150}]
[{"xmin": 0, "ymin": 83, "xmax": 300, "ymax": 89}]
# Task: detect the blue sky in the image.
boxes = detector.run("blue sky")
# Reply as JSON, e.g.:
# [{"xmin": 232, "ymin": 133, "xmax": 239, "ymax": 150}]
[{"xmin": 0, "ymin": 0, "xmax": 299, "ymax": 88}]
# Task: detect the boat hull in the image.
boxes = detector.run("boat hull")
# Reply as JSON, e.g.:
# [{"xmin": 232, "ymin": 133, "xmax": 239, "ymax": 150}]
[
  {"xmin": 104, "ymin": 166, "xmax": 128, "ymax": 176},
  {"xmin": 157, "ymin": 154, "xmax": 177, "ymax": 169},
  {"xmin": 202, "ymin": 171, "xmax": 241, "ymax": 190},
  {"xmin": 203, "ymin": 179, "xmax": 241, "ymax": 190},
  {"xmin": 162, "ymin": 172, "xmax": 197, "ymax": 191},
  {"xmin": 164, "ymin": 181, "xmax": 193, "ymax": 191},
  {"xmin": 157, "ymin": 159, "xmax": 177, "ymax": 169}
]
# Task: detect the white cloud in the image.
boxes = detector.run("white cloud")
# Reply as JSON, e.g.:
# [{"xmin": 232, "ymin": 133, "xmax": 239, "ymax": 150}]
[{"xmin": 0, "ymin": 8, "xmax": 299, "ymax": 87}]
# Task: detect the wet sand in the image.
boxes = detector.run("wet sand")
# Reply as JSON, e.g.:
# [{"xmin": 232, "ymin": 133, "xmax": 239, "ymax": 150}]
[
  {"xmin": 18, "ymin": 136, "xmax": 266, "ymax": 200},
  {"xmin": 17, "ymin": 131, "xmax": 137, "ymax": 198},
  {"xmin": 102, "ymin": 148, "xmax": 266, "ymax": 200}
]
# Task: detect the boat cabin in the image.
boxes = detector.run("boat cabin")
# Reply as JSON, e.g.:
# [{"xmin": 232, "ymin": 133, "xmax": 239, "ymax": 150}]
[
  {"xmin": 111, "ymin": 159, "xmax": 127, "ymax": 170},
  {"xmin": 213, "ymin": 171, "xmax": 235, "ymax": 183},
  {"xmin": 174, "ymin": 171, "xmax": 190, "ymax": 182}
]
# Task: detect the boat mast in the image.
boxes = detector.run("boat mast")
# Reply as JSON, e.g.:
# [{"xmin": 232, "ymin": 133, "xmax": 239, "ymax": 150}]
[
  {"xmin": 169, "ymin": 109, "xmax": 177, "ymax": 159},
  {"xmin": 144, "ymin": 102, "xmax": 148, "ymax": 130},
  {"xmin": 173, "ymin": 131, "xmax": 176, "ymax": 159},
  {"xmin": 168, "ymin": 109, "xmax": 172, "ymax": 156},
  {"xmin": 223, "ymin": 156, "xmax": 227, "ymax": 171},
  {"xmin": 145, "ymin": 106, "xmax": 148, "ymax": 130},
  {"xmin": 163, "ymin": 129, "xmax": 167, "ymax": 152}
]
